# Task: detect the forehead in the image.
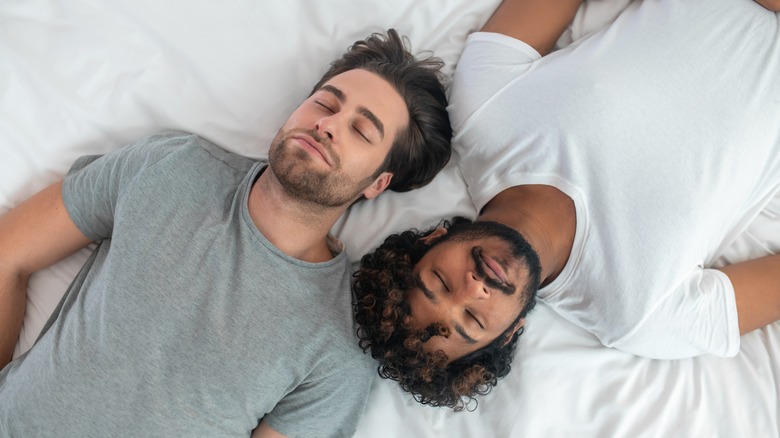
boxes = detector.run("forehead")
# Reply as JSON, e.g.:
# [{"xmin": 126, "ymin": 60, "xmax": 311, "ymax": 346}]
[
  {"xmin": 416, "ymin": 234, "xmax": 487, "ymax": 266},
  {"xmin": 318, "ymin": 69, "xmax": 409, "ymax": 135},
  {"xmin": 415, "ymin": 239, "xmax": 459, "ymax": 270}
]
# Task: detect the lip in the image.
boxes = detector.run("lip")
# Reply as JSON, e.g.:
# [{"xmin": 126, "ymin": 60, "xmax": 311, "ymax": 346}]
[
  {"xmin": 480, "ymin": 253, "xmax": 508, "ymax": 284},
  {"xmin": 292, "ymin": 134, "xmax": 332, "ymax": 166}
]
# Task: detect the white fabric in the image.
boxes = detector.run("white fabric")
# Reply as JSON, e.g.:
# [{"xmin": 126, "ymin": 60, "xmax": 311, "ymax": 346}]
[
  {"xmin": 450, "ymin": 0, "xmax": 780, "ymax": 359},
  {"xmin": 3, "ymin": 0, "xmax": 780, "ymax": 437}
]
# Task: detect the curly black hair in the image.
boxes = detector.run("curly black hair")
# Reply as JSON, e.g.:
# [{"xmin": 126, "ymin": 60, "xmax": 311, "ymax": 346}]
[{"xmin": 353, "ymin": 217, "xmax": 541, "ymax": 411}]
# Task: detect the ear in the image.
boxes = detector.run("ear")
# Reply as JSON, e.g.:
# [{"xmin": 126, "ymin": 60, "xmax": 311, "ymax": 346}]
[
  {"xmin": 502, "ymin": 318, "xmax": 525, "ymax": 347},
  {"xmin": 420, "ymin": 227, "xmax": 447, "ymax": 245},
  {"xmin": 361, "ymin": 171, "xmax": 393, "ymax": 200}
]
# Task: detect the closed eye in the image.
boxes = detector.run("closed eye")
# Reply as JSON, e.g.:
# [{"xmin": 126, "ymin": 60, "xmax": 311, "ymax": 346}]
[
  {"xmin": 415, "ymin": 273, "xmax": 436, "ymax": 301},
  {"xmin": 352, "ymin": 125, "xmax": 370, "ymax": 142},
  {"xmin": 466, "ymin": 309, "xmax": 484, "ymax": 329},
  {"xmin": 316, "ymin": 101, "xmax": 334, "ymax": 113},
  {"xmin": 434, "ymin": 271, "xmax": 449, "ymax": 292}
]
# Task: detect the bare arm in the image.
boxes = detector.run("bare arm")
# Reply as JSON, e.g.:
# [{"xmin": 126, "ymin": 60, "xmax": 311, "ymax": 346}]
[
  {"xmin": 481, "ymin": 0, "xmax": 583, "ymax": 56},
  {"xmin": 755, "ymin": 0, "xmax": 780, "ymax": 11},
  {"xmin": 250, "ymin": 421, "xmax": 288, "ymax": 438},
  {"xmin": 0, "ymin": 181, "xmax": 92, "ymax": 367},
  {"xmin": 718, "ymin": 254, "xmax": 780, "ymax": 335}
]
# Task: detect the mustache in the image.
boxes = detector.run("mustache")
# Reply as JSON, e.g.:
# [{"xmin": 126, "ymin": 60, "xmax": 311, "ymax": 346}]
[
  {"xmin": 471, "ymin": 247, "xmax": 516, "ymax": 295},
  {"xmin": 288, "ymin": 128, "xmax": 339, "ymax": 166}
]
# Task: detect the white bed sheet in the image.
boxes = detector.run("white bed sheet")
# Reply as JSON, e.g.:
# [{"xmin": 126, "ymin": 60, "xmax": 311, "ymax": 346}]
[{"xmin": 2, "ymin": 0, "xmax": 778, "ymax": 437}]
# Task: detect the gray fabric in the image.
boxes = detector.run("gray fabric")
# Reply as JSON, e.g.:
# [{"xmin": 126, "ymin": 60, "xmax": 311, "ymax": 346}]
[{"xmin": 0, "ymin": 132, "xmax": 374, "ymax": 438}]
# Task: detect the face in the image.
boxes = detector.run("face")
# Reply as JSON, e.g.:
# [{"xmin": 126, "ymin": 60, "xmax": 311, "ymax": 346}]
[
  {"xmin": 268, "ymin": 69, "xmax": 408, "ymax": 207},
  {"xmin": 407, "ymin": 227, "xmax": 532, "ymax": 362}
]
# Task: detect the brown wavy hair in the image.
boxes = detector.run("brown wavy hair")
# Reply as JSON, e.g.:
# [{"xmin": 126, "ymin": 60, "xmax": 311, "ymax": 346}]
[{"xmin": 353, "ymin": 217, "xmax": 541, "ymax": 410}]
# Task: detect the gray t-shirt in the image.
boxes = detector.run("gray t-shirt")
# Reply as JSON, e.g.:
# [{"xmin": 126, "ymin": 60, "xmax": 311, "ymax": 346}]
[{"xmin": 0, "ymin": 132, "xmax": 374, "ymax": 437}]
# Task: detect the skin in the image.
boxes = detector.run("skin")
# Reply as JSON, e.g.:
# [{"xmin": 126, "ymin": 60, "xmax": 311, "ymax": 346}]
[
  {"xmin": 408, "ymin": 185, "xmax": 574, "ymax": 362},
  {"xmin": 249, "ymin": 68, "xmax": 408, "ymax": 263},
  {"xmin": 0, "ymin": 68, "xmax": 409, "ymax": 438},
  {"xmin": 408, "ymin": 233, "xmax": 530, "ymax": 362}
]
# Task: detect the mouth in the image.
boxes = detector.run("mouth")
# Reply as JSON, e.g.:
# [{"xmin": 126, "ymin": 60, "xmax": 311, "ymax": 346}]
[
  {"xmin": 292, "ymin": 134, "xmax": 332, "ymax": 166},
  {"xmin": 479, "ymin": 251, "xmax": 508, "ymax": 285}
]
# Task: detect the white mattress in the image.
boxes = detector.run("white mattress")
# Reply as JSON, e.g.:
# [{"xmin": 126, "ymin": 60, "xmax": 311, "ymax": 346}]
[{"xmin": 2, "ymin": 0, "xmax": 778, "ymax": 436}]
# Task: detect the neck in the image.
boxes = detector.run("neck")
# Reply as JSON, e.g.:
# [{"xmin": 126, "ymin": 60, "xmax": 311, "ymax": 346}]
[
  {"xmin": 478, "ymin": 184, "xmax": 576, "ymax": 286},
  {"xmin": 247, "ymin": 167, "xmax": 346, "ymax": 263}
]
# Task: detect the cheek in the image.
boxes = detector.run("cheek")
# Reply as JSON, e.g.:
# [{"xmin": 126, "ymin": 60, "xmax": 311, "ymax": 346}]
[
  {"xmin": 283, "ymin": 105, "xmax": 316, "ymax": 128},
  {"xmin": 407, "ymin": 292, "xmax": 443, "ymax": 332},
  {"xmin": 492, "ymin": 300, "xmax": 523, "ymax": 329},
  {"xmin": 281, "ymin": 113, "xmax": 303, "ymax": 129},
  {"xmin": 406, "ymin": 293, "xmax": 429, "ymax": 330}
]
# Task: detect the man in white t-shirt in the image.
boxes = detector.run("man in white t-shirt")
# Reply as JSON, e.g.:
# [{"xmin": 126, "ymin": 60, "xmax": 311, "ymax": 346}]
[{"xmin": 352, "ymin": 0, "xmax": 780, "ymax": 410}]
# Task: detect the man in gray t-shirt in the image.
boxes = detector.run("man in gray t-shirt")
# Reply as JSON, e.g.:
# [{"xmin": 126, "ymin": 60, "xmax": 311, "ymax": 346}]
[{"xmin": 0, "ymin": 30, "xmax": 452, "ymax": 438}]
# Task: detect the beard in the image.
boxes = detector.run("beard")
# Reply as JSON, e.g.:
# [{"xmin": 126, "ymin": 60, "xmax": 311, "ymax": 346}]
[{"xmin": 268, "ymin": 128, "xmax": 379, "ymax": 208}]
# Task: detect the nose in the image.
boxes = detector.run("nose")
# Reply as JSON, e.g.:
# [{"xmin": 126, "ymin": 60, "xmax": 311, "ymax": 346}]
[
  {"xmin": 314, "ymin": 115, "xmax": 337, "ymax": 143},
  {"xmin": 458, "ymin": 271, "xmax": 490, "ymax": 301}
]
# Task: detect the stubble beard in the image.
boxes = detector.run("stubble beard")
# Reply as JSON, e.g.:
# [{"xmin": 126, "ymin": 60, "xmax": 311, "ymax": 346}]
[{"xmin": 268, "ymin": 128, "xmax": 376, "ymax": 208}]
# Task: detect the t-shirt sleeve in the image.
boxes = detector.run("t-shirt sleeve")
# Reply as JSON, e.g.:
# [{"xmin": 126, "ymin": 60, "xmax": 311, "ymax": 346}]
[
  {"xmin": 263, "ymin": 361, "xmax": 373, "ymax": 438},
  {"xmin": 612, "ymin": 268, "xmax": 741, "ymax": 359},
  {"xmin": 62, "ymin": 131, "xmax": 189, "ymax": 241},
  {"xmin": 448, "ymin": 32, "xmax": 541, "ymax": 133}
]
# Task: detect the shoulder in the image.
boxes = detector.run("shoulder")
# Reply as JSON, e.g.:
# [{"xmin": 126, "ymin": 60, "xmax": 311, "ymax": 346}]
[
  {"xmin": 108, "ymin": 131, "xmax": 257, "ymax": 183},
  {"xmin": 125, "ymin": 130, "xmax": 198, "ymax": 161},
  {"xmin": 185, "ymin": 134, "xmax": 258, "ymax": 175},
  {"xmin": 107, "ymin": 131, "xmax": 259, "ymax": 202},
  {"xmin": 462, "ymin": 32, "xmax": 542, "ymax": 62},
  {"xmin": 324, "ymin": 343, "xmax": 375, "ymax": 388},
  {"xmin": 144, "ymin": 131, "xmax": 255, "ymax": 171},
  {"xmin": 449, "ymin": 32, "xmax": 541, "ymax": 132}
]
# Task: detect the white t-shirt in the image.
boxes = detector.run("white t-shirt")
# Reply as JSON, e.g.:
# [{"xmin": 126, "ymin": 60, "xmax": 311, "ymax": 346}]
[{"xmin": 449, "ymin": 0, "xmax": 780, "ymax": 359}]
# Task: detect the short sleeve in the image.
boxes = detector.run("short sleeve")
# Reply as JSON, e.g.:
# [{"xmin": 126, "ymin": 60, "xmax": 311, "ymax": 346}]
[
  {"xmin": 612, "ymin": 268, "xmax": 741, "ymax": 359},
  {"xmin": 263, "ymin": 361, "xmax": 373, "ymax": 438},
  {"xmin": 448, "ymin": 32, "xmax": 541, "ymax": 132},
  {"xmin": 61, "ymin": 131, "xmax": 190, "ymax": 241}
]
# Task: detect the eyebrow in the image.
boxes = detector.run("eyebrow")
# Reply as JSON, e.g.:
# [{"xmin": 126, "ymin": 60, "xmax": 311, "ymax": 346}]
[
  {"xmin": 319, "ymin": 84, "xmax": 385, "ymax": 139},
  {"xmin": 453, "ymin": 322, "xmax": 478, "ymax": 345},
  {"xmin": 416, "ymin": 273, "xmax": 438, "ymax": 303},
  {"xmin": 416, "ymin": 273, "xmax": 477, "ymax": 345},
  {"xmin": 320, "ymin": 84, "xmax": 345, "ymax": 102},
  {"xmin": 358, "ymin": 107, "xmax": 385, "ymax": 139}
]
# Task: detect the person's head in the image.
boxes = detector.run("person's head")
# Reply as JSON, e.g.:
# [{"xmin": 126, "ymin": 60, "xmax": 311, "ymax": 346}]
[
  {"xmin": 353, "ymin": 217, "xmax": 542, "ymax": 410},
  {"xmin": 268, "ymin": 29, "xmax": 452, "ymax": 209}
]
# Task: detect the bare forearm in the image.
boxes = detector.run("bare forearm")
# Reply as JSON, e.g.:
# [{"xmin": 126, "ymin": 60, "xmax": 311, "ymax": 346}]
[
  {"xmin": 718, "ymin": 253, "xmax": 780, "ymax": 335},
  {"xmin": 755, "ymin": 0, "xmax": 780, "ymax": 12},
  {"xmin": 0, "ymin": 268, "xmax": 28, "ymax": 368},
  {"xmin": 0, "ymin": 181, "xmax": 93, "ymax": 367}
]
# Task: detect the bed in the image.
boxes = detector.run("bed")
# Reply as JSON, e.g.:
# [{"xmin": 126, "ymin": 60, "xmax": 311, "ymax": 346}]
[{"xmin": 3, "ymin": 0, "xmax": 778, "ymax": 436}]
